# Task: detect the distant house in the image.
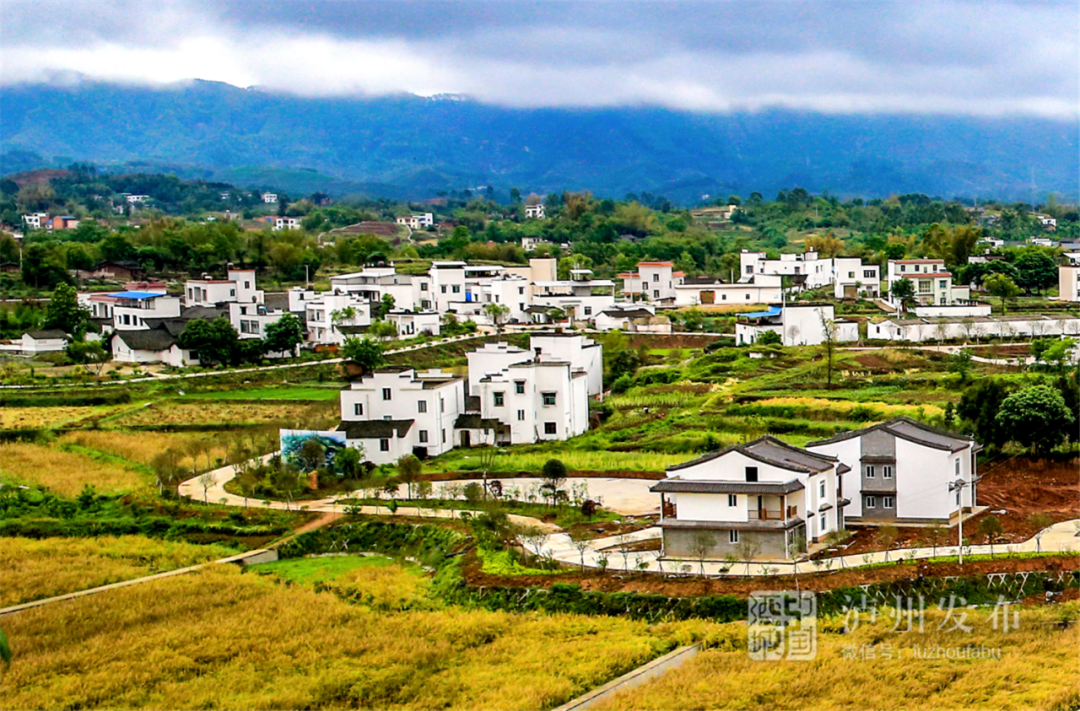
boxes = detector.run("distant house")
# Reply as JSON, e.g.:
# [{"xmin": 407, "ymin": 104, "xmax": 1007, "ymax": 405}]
[
  {"xmin": 833, "ymin": 258, "xmax": 880, "ymax": 299},
  {"xmin": 273, "ymin": 217, "xmax": 301, "ymax": 231},
  {"xmin": 21, "ymin": 330, "xmax": 67, "ymax": 355},
  {"xmin": 395, "ymin": 213, "xmax": 434, "ymax": 230},
  {"xmin": 620, "ymin": 261, "xmax": 685, "ymax": 304},
  {"xmin": 76, "ymin": 261, "xmax": 146, "ymax": 282},
  {"xmin": 21, "ymin": 213, "xmax": 48, "ymax": 230},
  {"xmin": 1059, "ymin": 265, "xmax": 1080, "ymax": 303},
  {"xmin": 262, "ymin": 193, "xmax": 279, "ymax": 204},
  {"xmin": 886, "ymin": 259, "xmax": 970, "ymax": 307},
  {"xmin": 125, "ymin": 194, "xmax": 149, "ymax": 204},
  {"xmin": 735, "ymin": 304, "xmax": 859, "ymax": 346},
  {"xmin": 651, "ymin": 436, "xmax": 850, "ymax": 560},
  {"xmin": 525, "ymin": 203, "xmax": 546, "ymax": 220},
  {"xmin": 49, "ymin": 216, "xmax": 80, "ymax": 230},
  {"xmin": 111, "ymin": 323, "xmax": 197, "ymax": 367},
  {"xmin": 806, "ymin": 417, "xmax": 980, "ymax": 525}
]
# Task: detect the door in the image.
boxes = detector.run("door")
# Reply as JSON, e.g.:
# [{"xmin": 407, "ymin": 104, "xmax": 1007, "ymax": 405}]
[
  {"xmin": 461, "ymin": 431, "xmax": 471, "ymax": 448},
  {"xmin": 701, "ymin": 290, "xmax": 715, "ymax": 304},
  {"xmin": 844, "ymin": 285, "xmax": 857, "ymax": 299}
]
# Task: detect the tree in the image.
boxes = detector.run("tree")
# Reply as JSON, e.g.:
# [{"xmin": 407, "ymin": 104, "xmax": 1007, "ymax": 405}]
[
  {"xmin": 889, "ymin": 278, "xmax": 915, "ymax": 312},
  {"xmin": 44, "ymin": 283, "xmax": 89, "ymax": 338},
  {"xmin": 335, "ymin": 445, "xmax": 363, "ymax": 478},
  {"xmin": 1014, "ymin": 251, "xmax": 1057, "ymax": 295},
  {"xmin": 755, "ymin": 330, "xmax": 782, "ymax": 346},
  {"xmin": 957, "ymin": 378, "xmax": 1011, "ymax": 448},
  {"xmin": 996, "ymin": 385, "xmax": 1075, "ymax": 454},
  {"xmin": 178, "ymin": 317, "xmax": 239, "ymax": 367},
  {"xmin": 735, "ymin": 533, "xmax": 762, "ymax": 575},
  {"xmin": 150, "ymin": 449, "xmax": 185, "ymax": 497},
  {"xmin": 571, "ymin": 536, "xmax": 592, "ymax": 571},
  {"xmin": 820, "ymin": 314, "xmax": 838, "ymax": 387},
  {"xmin": 1027, "ymin": 513, "xmax": 1053, "ymax": 552},
  {"xmin": 368, "ymin": 319, "xmax": 398, "ymax": 340},
  {"xmin": 264, "ymin": 312, "xmax": 303, "ymax": 355},
  {"xmin": 804, "ymin": 232, "xmax": 844, "ymax": 258},
  {"xmin": 378, "ymin": 293, "xmax": 396, "ymax": 318},
  {"xmin": 397, "ymin": 454, "xmax": 422, "ymax": 499},
  {"xmin": 341, "ymin": 336, "xmax": 385, "ymax": 373},
  {"xmin": 197, "ymin": 471, "xmax": 215, "ymax": 504},
  {"xmin": 65, "ymin": 339, "xmax": 109, "ymax": 374},
  {"xmin": 975, "ymin": 515, "xmax": 1003, "ymax": 556},
  {"xmin": 299, "ymin": 438, "xmax": 326, "ymax": 472},
  {"xmin": 483, "ymin": 302, "xmax": 511, "ymax": 333},
  {"xmin": 690, "ymin": 530, "xmax": 715, "ymax": 575},
  {"xmin": 948, "ymin": 349, "xmax": 973, "ymax": 382},
  {"xmin": 539, "ymin": 458, "xmax": 568, "ymax": 507},
  {"xmin": 983, "ymin": 273, "xmax": 1020, "ymax": 315}
]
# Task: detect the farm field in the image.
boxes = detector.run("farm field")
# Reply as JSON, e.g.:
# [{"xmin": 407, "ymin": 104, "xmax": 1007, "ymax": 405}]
[
  {"xmin": 60, "ymin": 430, "xmax": 238, "ymax": 471},
  {"xmin": 0, "ymin": 535, "xmax": 234, "ymax": 607},
  {"xmin": 0, "ymin": 403, "xmax": 141, "ymax": 430},
  {"xmin": 2, "ymin": 564, "xmax": 714, "ymax": 710},
  {"xmin": 0, "ymin": 441, "xmax": 149, "ymax": 497},
  {"xmin": 111, "ymin": 400, "xmax": 337, "ymax": 428},
  {"xmin": 183, "ymin": 386, "xmax": 342, "ymax": 401},
  {"xmin": 592, "ymin": 603, "xmax": 1080, "ymax": 711}
]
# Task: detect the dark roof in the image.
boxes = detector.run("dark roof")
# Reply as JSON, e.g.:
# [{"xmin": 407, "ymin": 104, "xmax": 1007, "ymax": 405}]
[
  {"xmin": 807, "ymin": 417, "xmax": 974, "ymax": 452},
  {"xmin": 337, "ymin": 325, "xmax": 370, "ymax": 335},
  {"xmin": 179, "ymin": 306, "xmax": 228, "ymax": 320},
  {"xmin": 601, "ymin": 308, "xmax": 653, "ymax": 319},
  {"xmin": 454, "ymin": 414, "xmax": 510, "ymax": 432},
  {"xmin": 26, "ymin": 329, "xmax": 67, "ymax": 339},
  {"xmin": 668, "ymin": 436, "xmax": 837, "ymax": 475},
  {"xmin": 465, "ymin": 395, "xmax": 481, "ymax": 412},
  {"xmin": 650, "ymin": 478, "xmax": 804, "ymax": 495},
  {"xmin": 263, "ymin": 292, "xmax": 290, "ymax": 310},
  {"xmin": 113, "ymin": 327, "xmax": 177, "ymax": 351},
  {"xmin": 681, "ymin": 276, "xmax": 724, "ymax": 286},
  {"xmin": 336, "ymin": 419, "xmax": 414, "ymax": 439},
  {"xmin": 421, "ymin": 377, "xmax": 461, "ymax": 389},
  {"xmin": 142, "ymin": 319, "xmax": 188, "ymax": 337}
]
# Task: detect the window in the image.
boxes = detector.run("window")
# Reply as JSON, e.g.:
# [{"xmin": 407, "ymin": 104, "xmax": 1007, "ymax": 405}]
[
  {"xmin": 955, "ymin": 459, "xmax": 960, "ymax": 475},
  {"xmin": 864, "ymin": 270, "xmax": 875, "ymax": 279},
  {"xmin": 517, "ymin": 409, "xmax": 525, "ymax": 421},
  {"xmin": 584, "ymin": 306, "xmax": 592, "ymax": 316},
  {"xmin": 518, "ymin": 287, "xmax": 525, "ymax": 295},
  {"xmin": 745, "ymin": 467, "xmax": 758, "ymax": 482},
  {"xmin": 727, "ymin": 494, "xmax": 737, "ymax": 507},
  {"xmin": 440, "ymin": 285, "xmax": 447, "ymax": 294},
  {"xmin": 440, "ymin": 397, "xmax": 445, "ymax": 413},
  {"xmin": 244, "ymin": 281, "xmax": 251, "ymax": 289},
  {"xmin": 452, "ymin": 285, "xmax": 461, "ymax": 293},
  {"xmin": 939, "ymin": 280, "xmax": 947, "ymax": 290},
  {"xmin": 419, "ymin": 430, "xmax": 429, "ymax": 443},
  {"xmin": 900, "ymin": 264, "xmax": 907, "ymax": 273},
  {"xmin": 746, "ymin": 264, "xmax": 754, "ymax": 274},
  {"xmin": 544, "ymin": 422, "xmax": 557, "ymax": 435},
  {"xmin": 379, "ymin": 439, "xmax": 390, "ymax": 452},
  {"xmin": 819, "ymin": 481, "xmax": 826, "ymax": 499},
  {"xmin": 883, "ymin": 496, "xmax": 895, "ymax": 508},
  {"xmin": 721, "ymin": 294, "xmax": 727, "ymax": 301},
  {"xmin": 230, "ymin": 289, "xmax": 235, "ymax": 297},
  {"xmin": 848, "ymin": 271, "xmax": 855, "ymax": 278},
  {"xmin": 918, "ymin": 280, "xmax": 932, "ymax": 293},
  {"xmin": 382, "ymin": 388, "xmax": 392, "ymax": 401},
  {"xmin": 421, "ymin": 282, "xmax": 428, "ymax": 291},
  {"xmin": 383, "ymin": 415, "xmax": 391, "ymax": 421},
  {"xmin": 865, "ymin": 496, "xmax": 876, "ymax": 509},
  {"xmin": 515, "ymin": 381, "xmax": 525, "ymax": 394},
  {"xmin": 865, "ymin": 465, "xmax": 875, "ymax": 478},
  {"xmin": 652, "ymin": 273, "xmax": 659, "ymax": 282},
  {"xmin": 883, "ymin": 465, "xmax": 893, "ymax": 479},
  {"xmin": 728, "ymin": 530, "xmax": 739, "ymax": 544},
  {"xmin": 442, "ymin": 429, "xmax": 446, "ymax": 443},
  {"xmin": 653, "ymin": 290, "xmax": 660, "ymax": 298},
  {"xmin": 417, "ymin": 400, "xmax": 427, "ymax": 413},
  {"xmin": 494, "ymin": 392, "xmax": 505, "ymax": 406},
  {"xmin": 542, "ymin": 392, "xmax": 556, "ymax": 406},
  {"xmin": 353, "ymin": 403, "xmax": 363, "ymax": 416}
]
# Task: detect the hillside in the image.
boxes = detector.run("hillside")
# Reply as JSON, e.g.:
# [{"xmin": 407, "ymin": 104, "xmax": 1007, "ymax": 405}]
[{"xmin": 2, "ymin": 79, "xmax": 1077, "ymax": 202}]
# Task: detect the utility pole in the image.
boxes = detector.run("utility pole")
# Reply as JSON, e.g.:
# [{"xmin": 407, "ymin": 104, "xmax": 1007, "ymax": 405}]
[
  {"xmin": 949, "ymin": 479, "xmax": 968, "ymax": 565},
  {"xmin": 305, "ymin": 264, "xmax": 310, "ymax": 287}
]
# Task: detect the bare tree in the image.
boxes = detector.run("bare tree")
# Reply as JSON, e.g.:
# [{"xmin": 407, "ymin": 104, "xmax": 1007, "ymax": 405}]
[
  {"xmin": 736, "ymin": 533, "xmax": 762, "ymax": 575},
  {"xmin": 690, "ymin": 530, "xmax": 715, "ymax": 576},
  {"xmin": 197, "ymin": 471, "xmax": 215, "ymax": 504},
  {"xmin": 1028, "ymin": 513, "xmax": 1053, "ymax": 553},
  {"xmin": 820, "ymin": 313, "xmax": 838, "ymax": 388},
  {"xmin": 616, "ymin": 533, "xmax": 633, "ymax": 572},
  {"xmin": 571, "ymin": 536, "xmax": 592, "ymax": 572}
]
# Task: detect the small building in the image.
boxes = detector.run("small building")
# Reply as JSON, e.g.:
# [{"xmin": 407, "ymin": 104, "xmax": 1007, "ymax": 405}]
[
  {"xmin": 21, "ymin": 213, "xmax": 48, "ymax": 230},
  {"xmin": 651, "ymin": 436, "xmax": 849, "ymax": 560},
  {"xmin": 833, "ymin": 258, "xmax": 880, "ymax": 299},
  {"xmin": 273, "ymin": 217, "xmax": 301, "ymax": 231},
  {"xmin": 49, "ymin": 216, "xmax": 80, "ymax": 230},
  {"xmin": 525, "ymin": 204, "xmax": 546, "ymax": 220},
  {"xmin": 1060, "ymin": 265, "xmax": 1080, "ymax": 303},
  {"xmin": 674, "ymin": 274, "xmax": 782, "ymax": 307},
  {"xmin": 620, "ymin": 261, "xmax": 685, "ymax": 304},
  {"xmin": 262, "ymin": 193, "xmax": 278, "ymax": 204},
  {"xmin": 807, "ymin": 417, "xmax": 980, "ymax": 525},
  {"xmin": 21, "ymin": 330, "xmax": 67, "ymax": 355},
  {"xmin": 111, "ymin": 323, "xmax": 197, "ymax": 367},
  {"xmin": 185, "ymin": 268, "xmax": 263, "ymax": 308},
  {"xmin": 740, "ymin": 250, "xmax": 833, "ymax": 291},
  {"xmin": 886, "ymin": 259, "xmax": 970, "ymax": 307},
  {"xmin": 395, "ymin": 213, "xmax": 435, "ymax": 230},
  {"xmin": 126, "ymin": 194, "xmax": 149, "ymax": 204},
  {"xmin": 384, "ymin": 310, "xmax": 441, "ymax": 337},
  {"xmin": 735, "ymin": 304, "xmax": 859, "ymax": 346}
]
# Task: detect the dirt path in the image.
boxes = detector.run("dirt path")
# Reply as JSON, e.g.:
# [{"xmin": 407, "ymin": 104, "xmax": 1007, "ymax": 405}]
[{"xmin": 270, "ymin": 512, "xmax": 343, "ymax": 548}]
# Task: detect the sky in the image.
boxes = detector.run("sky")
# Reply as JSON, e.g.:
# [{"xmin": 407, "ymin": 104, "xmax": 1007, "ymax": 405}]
[{"xmin": 2, "ymin": 0, "xmax": 1077, "ymax": 119}]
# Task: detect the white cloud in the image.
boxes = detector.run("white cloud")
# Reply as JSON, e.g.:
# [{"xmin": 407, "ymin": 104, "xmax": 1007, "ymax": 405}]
[{"xmin": 1, "ymin": 0, "xmax": 1076, "ymax": 119}]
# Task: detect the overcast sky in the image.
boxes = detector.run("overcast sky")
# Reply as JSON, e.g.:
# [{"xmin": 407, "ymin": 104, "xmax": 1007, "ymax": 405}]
[{"xmin": 3, "ymin": 0, "xmax": 1077, "ymax": 118}]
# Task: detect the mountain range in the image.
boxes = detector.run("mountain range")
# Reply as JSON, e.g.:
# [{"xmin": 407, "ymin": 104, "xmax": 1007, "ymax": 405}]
[{"xmin": 2, "ymin": 79, "xmax": 1076, "ymax": 203}]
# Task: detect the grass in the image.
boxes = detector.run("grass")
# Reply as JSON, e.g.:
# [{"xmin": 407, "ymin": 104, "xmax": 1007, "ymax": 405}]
[
  {"xmin": 183, "ymin": 386, "xmax": 342, "ymax": 401},
  {"xmin": 112, "ymin": 400, "xmax": 337, "ymax": 428},
  {"xmin": 0, "ymin": 535, "xmax": 234, "ymax": 607},
  {"xmin": 428, "ymin": 450, "xmax": 691, "ymax": 473},
  {"xmin": 2, "ymin": 564, "xmax": 714, "ymax": 710},
  {"xmin": 0, "ymin": 403, "xmax": 139, "ymax": 430},
  {"xmin": 59, "ymin": 430, "xmax": 237, "ymax": 472},
  {"xmin": 0, "ymin": 441, "xmax": 149, "ymax": 497},
  {"xmin": 591, "ymin": 603, "xmax": 1080, "ymax": 711},
  {"xmin": 250, "ymin": 554, "xmax": 400, "ymax": 585}
]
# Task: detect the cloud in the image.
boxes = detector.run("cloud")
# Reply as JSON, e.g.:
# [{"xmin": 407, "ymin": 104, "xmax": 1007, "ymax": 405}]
[{"xmin": 1, "ymin": 0, "xmax": 1076, "ymax": 118}]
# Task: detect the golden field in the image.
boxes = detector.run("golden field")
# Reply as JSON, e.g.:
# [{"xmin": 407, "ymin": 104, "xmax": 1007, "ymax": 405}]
[
  {"xmin": 0, "ymin": 404, "xmax": 136, "ymax": 430},
  {"xmin": 0, "ymin": 536, "xmax": 234, "ymax": 607},
  {"xmin": 0, "ymin": 442, "xmax": 148, "ymax": 497},
  {"xmin": 2, "ymin": 565, "xmax": 711, "ymax": 710},
  {"xmin": 592, "ymin": 603, "xmax": 1080, "ymax": 711},
  {"xmin": 60, "ymin": 430, "xmax": 235, "ymax": 471},
  {"xmin": 113, "ymin": 400, "xmax": 335, "ymax": 428}
]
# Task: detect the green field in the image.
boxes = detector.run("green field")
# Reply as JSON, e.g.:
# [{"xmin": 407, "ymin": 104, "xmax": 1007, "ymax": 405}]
[{"xmin": 184, "ymin": 386, "xmax": 343, "ymax": 401}]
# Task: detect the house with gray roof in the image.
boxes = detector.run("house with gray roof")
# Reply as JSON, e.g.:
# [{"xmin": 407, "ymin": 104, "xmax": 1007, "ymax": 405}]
[
  {"xmin": 651, "ymin": 436, "xmax": 850, "ymax": 560},
  {"xmin": 806, "ymin": 417, "xmax": 981, "ymax": 525}
]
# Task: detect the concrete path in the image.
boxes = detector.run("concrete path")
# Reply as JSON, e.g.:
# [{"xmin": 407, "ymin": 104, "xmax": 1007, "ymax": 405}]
[
  {"xmin": 181, "ymin": 459, "xmax": 1079, "ymax": 578},
  {"xmin": 0, "ymin": 548, "xmax": 271, "ymax": 617},
  {"xmin": 418, "ymin": 476, "xmax": 659, "ymax": 516},
  {"xmin": 552, "ymin": 644, "xmax": 701, "ymax": 711}
]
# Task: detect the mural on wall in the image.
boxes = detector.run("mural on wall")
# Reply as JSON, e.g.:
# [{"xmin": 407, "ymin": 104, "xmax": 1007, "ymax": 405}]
[{"xmin": 279, "ymin": 429, "xmax": 347, "ymax": 472}]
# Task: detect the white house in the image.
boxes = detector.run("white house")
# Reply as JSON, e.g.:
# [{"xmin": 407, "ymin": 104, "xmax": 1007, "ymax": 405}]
[
  {"xmin": 111, "ymin": 323, "xmax": 197, "ymax": 367},
  {"xmin": 304, "ymin": 292, "xmax": 372, "ymax": 346},
  {"xmin": 520, "ymin": 236, "xmax": 552, "ymax": 252},
  {"xmin": 337, "ymin": 369, "xmax": 465, "ymax": 464},
  {"xmin": 620, "ymin": 261, "xmax": 685, "ymax": 304},
  {"xmin": 185, "ymin": 268, "xmax": 263, "ymax": 308},
  {"xmin": 651, "ymin": 436, "xmax": 849, "ymax": 560},
  {"xmin": 466, "ymin": 332, "xmax": 603, "ymax": 398},
  {"xmin": 1059, "ymin": 265, "xmax": 1080, "ymax": 302},
  {"xmin": 21, "ymin": 213, "xmax": 48, "ymax": 230},
  {"xmin": 885, "ymin": 259, "xmax": 970, "ymax": 307},
  {"xmin": 273, "ymin": 217, "xmax": 301, "ymax": 231},
  {"xmin": 469, "ymin": 357, "xmax": 589, "ymax": 446},
  {"xmin": 525, "ymin": 204, "xmax": 546, "ymax": 219},
  {"xmin": 1037, "ymin": 215, "xmax": 1057, "ymax": 230},
  {"xmin": 262, "ymin": 193, "xmax": 278, "ymax": 204},
  {"xmin": 228, "ymin": 301, "xmax": 289, "ymax": 340},
  {"xmin": 833, "ymin": 258, "xmax": 881, "ymax": 299},
  {"xmin": 740, "ymin": 250, "xmax": 834, "ymax": 291},
  {"xmin": 125, "ymin": 194, "xmax": 149, "ymax": 204},
  {"xmin": 869, "ymin": 314, "xmax": 1080, "ymax": 342},
  {"xmin": 806, "ymin": 417, "xmax": 980, "ymax": 525},
  {"xmin": 21, "ymin": 330, "xmax": 67, "ymax": 355},
  {"xmin": 674, "ymin": 274, "xmax": 783, "ymax": 307},
  {"xmin": 395, "ymin": 213, "xmax": 434, "ymax": 230},
  {"xmin": 384, "ymin": 310, "xmax": 441, "ymax": 337},
  {"xmin": 735, "ymin": 304, "xmax": 859, "ymax": 346},
  {"xmin": 104, "ymin": 291, "xmax": 183, "ymax": 331},
  {"xmin": 529, "ymin": 270, "xmax": 616, "ymax": 323},
  {"xmin": 593, "ymin": 304, "xmax": 671, "ymax": 334}
]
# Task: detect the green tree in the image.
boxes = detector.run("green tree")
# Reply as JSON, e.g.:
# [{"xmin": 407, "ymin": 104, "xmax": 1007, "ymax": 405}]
[
  {"xmin": 264, "ymin": 312, "xmax": 303, "ymax": 355},
  {"xmin": 298, "ymin": 438, "xmax": 326, "ymax": 472},
  {"xmin": 65, "ymin": 338, "xmax": 109, "ymax": 374},
  {"xmin": 995, "ymin": 385, "xmax": 1075, "ymax": 454},
  {"xmin": 540, "ymin": 459, "xmax": 568, "ymax": 507},
  {"xmin": 335, "ymin": 446, "xmax": 363, "ymax": 478},
  {"xmin": 975, "ymin": 515, "xmax": 1003, "ymax": 555},
  {"xmin": 378, "ymin": 293, "xmax": 396, "ymax": 318},
  {"xmin": 397, "ymin": 454, "xmax": 422, "ymax": 499},
  {"xmin": 1014, "ymin": 251, "xmax": 1057, "ymax": 295},
  {"xmin": 44, "ymin": 283, "xmax": 90, "ymax": 337},
  {"xmin": 341, "ymin": 336, "xmax": 385, "ymax": 373},
  {"xmin": 483, "ymin": 302, "xmax": 511, "ymax": 333},
  {"xmin": 177, "ymin": 317, "xmax": 240, "ymax": 367},
  {"xmin": 983, "ymin": 273, "xmax": 1020, "ymax": 315},
  {"xmin": 948, "ymin": 349, "xmax": 973, "ymax": 382},
  {"xmin": 755, "ymin": 330, "xmax": 782, "ymax": 346},
  {"xmin": 957, "ymin": 378, "xmax": 1011, "ymax": 448},
  {"xmin": 368, "ymin": 320, "xmax": 398, "ymax": 340},
  {"xmin": 889, "ymin": 277, "xmax": 915, "ymax": 312}
]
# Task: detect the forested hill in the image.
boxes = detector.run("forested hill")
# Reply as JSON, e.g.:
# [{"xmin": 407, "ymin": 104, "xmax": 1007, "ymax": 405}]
[{"xmin": 2, "ymin": 79, "xmax": 1077, "ymax": 202}]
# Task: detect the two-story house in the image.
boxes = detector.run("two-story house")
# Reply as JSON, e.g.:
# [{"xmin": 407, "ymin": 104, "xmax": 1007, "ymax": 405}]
[
  {"xmin": 185, "ymin": 268, "xmax": 263, "ymax": 307},
  {"xmin": 740, "ymin": 250, "xmax": 833, "ymax": 291},
  {"xmin": 833, "ymin": 258, "xmax": 881, "ymax": 299},
  {"xmin": 619, "ymin": 261, "xmax": 685, "ymax": 304},
  {"xmin": 885, "ymin": 259, "xmax": 970, "ymax": 307},
  {"xmin": 337, "ymin": 368, "xmax": 465, "ymax": 464},
  {"xmin": 806, "ymin": 417, "xmax": 981, "ymax": 525},
  {"xmin": 651, "ymin": 436, "xmax": 849, "ymax": 560}
]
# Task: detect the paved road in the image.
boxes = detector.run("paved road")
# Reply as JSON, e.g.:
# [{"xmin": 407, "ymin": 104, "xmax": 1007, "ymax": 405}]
[{"xmin": 181, "ymin": 460, "xmax": 1079, "ymax": 577}]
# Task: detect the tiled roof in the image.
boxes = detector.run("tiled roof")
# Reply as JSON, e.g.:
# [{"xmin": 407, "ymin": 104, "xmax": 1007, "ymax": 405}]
[{"xmin": 336, "ymin": 419, "xmax": 414, "ymax": 439}]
